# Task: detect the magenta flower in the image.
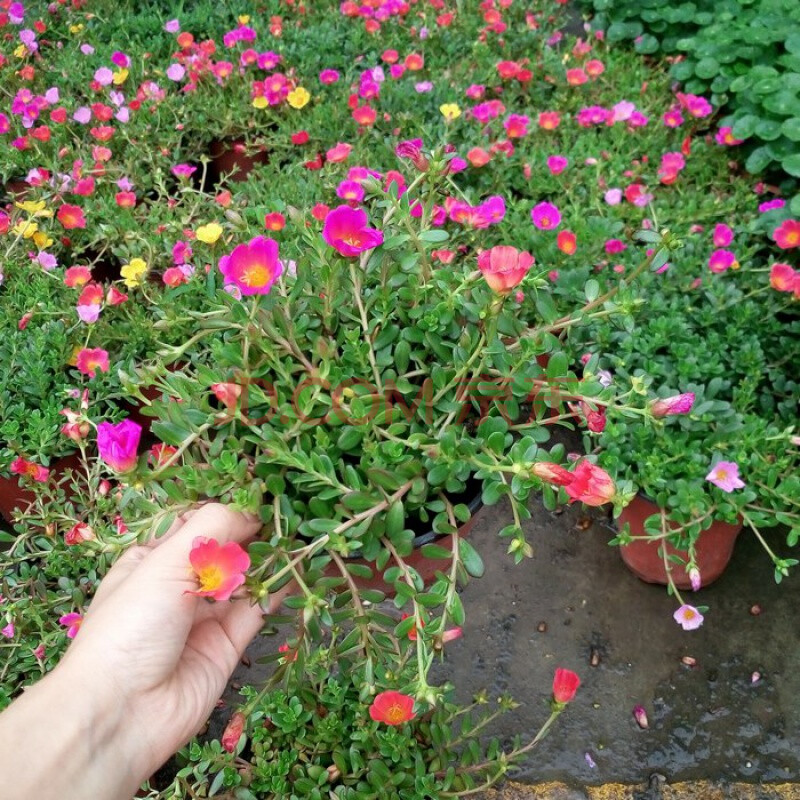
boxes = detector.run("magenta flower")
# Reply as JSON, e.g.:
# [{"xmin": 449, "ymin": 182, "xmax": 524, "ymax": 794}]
[
  {"xmin": 322, "ymin": 205, "xmax": 383, "ymax": 257},
  {"xmin": 97, "ymin": 419, "xmax": 142, "ymax": 474},
  {"xmin": 650, "ymin": 392, "xmax": 695, "ymax": 417},
  {"xmin": 706, "ymin": 460, "xmax": 745, "ymax": 492},
  {"xmin": 708, "ymin": 249, "xmax": 737, "ymax": 273},
  {"xmin": 712, "ymin": 223, "xmax": 733, "ymax": 247},
  {"xmin": 547, "ymin": 155, "xmax": 568, "ymax": 175},
  {"xmin": 673, "ymin": 604, "xmax": 704, "ymax": 630},
  {"xmin": 1, "ymin": 622, "xmax": 14, "ymax": 639},
  {"xmin": 531, "ymin": 201, "xmax": 561, "ymax": 230},
  {"xmin": 59, "ymin": 612, "xmax": 84, "ymax": 639},
  {"xmin": 219, "ymin": 236, "xmax": 283, "ymax": 296}
]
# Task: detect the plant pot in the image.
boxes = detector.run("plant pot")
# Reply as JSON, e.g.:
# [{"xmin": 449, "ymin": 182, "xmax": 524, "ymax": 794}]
[
  {"xmin": 0, "ymin": 451, "xmax": 83, "ymax": 524},
  {"xmin": 329, "ymin": 492, "xmax": 484, "ymax": 597},
  {"xmin": 617, "ymin": 494, "xmax": 742, "ymax": 589},
  {"xmin": 208, "ymin": 138, "xmax": 269, "ymax": 184}
]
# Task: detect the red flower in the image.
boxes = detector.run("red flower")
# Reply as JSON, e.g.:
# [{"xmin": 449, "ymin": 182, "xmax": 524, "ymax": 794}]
[
  {"xmin": 557, "ymin": 230, "xmax": 577, "ymax": 255},
  {"xmin": 552, "ymin": 668, "xmax": 580, "ymax": 705},
  {"xmin": 564, "ymin": 460, "xmax": 616, "ymax": 506},
  {"xmin": 369, "ymin": 691, "xmax": 416, "ymax": 725},
  {"xmin": 187, "ymin": 537, "xmax": 250, "ymax": 602},
  {"xmin": 57, "ymin": 204, "xmax": 86, "ymax": 230}
]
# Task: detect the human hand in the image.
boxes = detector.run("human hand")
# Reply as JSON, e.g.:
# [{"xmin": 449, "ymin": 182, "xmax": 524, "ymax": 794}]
[{"xmin": 0, "ymin": 503, "xmax": 283, "ymax": 800}]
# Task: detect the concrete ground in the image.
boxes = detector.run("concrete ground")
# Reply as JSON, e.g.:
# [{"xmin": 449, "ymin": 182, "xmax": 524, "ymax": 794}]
[{"xmin": 223, "ymin": 490, "xmax": 799, "ymax": 795}]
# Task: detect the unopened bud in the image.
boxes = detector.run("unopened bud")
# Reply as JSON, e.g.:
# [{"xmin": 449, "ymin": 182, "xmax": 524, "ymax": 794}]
[{"xmin": 221, "ymin": 711, "xmax": 246, "ymax": 753}]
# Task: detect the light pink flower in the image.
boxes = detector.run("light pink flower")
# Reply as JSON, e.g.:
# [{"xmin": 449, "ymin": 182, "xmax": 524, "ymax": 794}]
[
  {"xmin": 1, "ymin": 622, "xmax": 14, "ymax": 639},
  {"xmin": 706, "ymin": 461, "xmax": 745, "ymax": 492},
  {"xmin": 477, "ymin": 245, "xmax": 534, "ymax": 294},
  {"xmin": 673, "ymin": 604, "xmax": 704, "ymax": 630}
]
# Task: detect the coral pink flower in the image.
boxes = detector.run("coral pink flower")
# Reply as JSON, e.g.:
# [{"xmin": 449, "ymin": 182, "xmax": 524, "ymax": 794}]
[
  {"xmin": 769, "ymin": 263, "xmax": 799, "ymax": 294},
  {"xmin": 219, "ymin": 236, "xmax": 283, "ymax": 296},
  {"xmin": 706, "ymin": 460, "xmax": 745, "ymax": 492},
  {"xmin": 369, "ymin": 691, "xmax": 416, "ymax": 725},
  {"xmin": 538, "ymin": 111, "xmax": 561, "ymax": 130},
  {"xmin": 715, "ymin": 127, "xmax": 743, "ymax": 146},
  {"xmin": 531, "ymin": 462, "xmax": 574, "ymax": 487},
  {"xmin": 712, "ymin": 223, "xmax": 733, "ymax": 247},
  {"xmin": 65, "ymin": 522, "xmax": 95, "ymax": 546},
  {"xmin": 552, "ymin": 668, "xmax": 580, "ymax": 704},
  {"xmin": 65, "ymin": 266, "xmax": 92, "ymax": 287},
  {"xmin": 650, "ymin": 393, "xmax": 695, "ymax": 417},
  {"xmin": 97, "ymin": 419, "xmax": 142, "ymax": 473},
  {"xmin": 557, "ymin": 230, "xmax": 577, "ymax": 255},
  {"xmin": 264, "ymin": 212, "xmax": 286, "ymax": 231},
  {"xmin": 564, "ymin": 461, "xmax": 616, "ymax": 506},
  {"xmin": 477, "ymin": 246, "xmax": 534, "ymax": 294},
  {"xmin": 673, "ymin": 604, "xmax": 704, "ymax": 630},
  {"xmin": 325, "ymin": 142, "xmax": 352, "ymax": 163},
  {"xmin": 221, "ymin": 712, "xmax": 246, "ymax": 753},
  {"xmin": 75, "ymin": 347, "xmax": 109, "ymax": 378},
  {"xmin": 708, "ymin": 249, "xmax": 738, "ymax": 273},
  {"xmin": 76, "ymin": 282, "xmax": 104, "ymax": 323},
  {"xmin": 211, "ymin": 382, "xmax": 242, "ymax": 409},
  {"xmin": 10, "ymin": 457, "xmax": 49, "ymax": 483},
  {"xmin": 504, "ymin": 113, "xmax": 530, "ymax": 138},
  {"xmin": 57, "ymin": 203, "xmax": 86, "ymax": 229},
  {"xmin": 531, "ymin": 201, "xmax": 561, "ymax": 230},
  {"xmin": 59, "ymin": 612, "xmax": 83, "ymax": 639},
  {"xmin": 774, "ymin": 219, "xmax": 800, "ymax": 249},
  {"xmin": 322, "ymin": 205, "xmax": 384, "ymax": 257},
  {"xmin": 187, "ymin": 537, "xmax": 250, "ymax": 602}
]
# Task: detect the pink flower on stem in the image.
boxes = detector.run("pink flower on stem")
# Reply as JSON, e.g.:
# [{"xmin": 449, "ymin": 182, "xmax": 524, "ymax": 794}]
[
  {"xmin": 712, "ymin": 223, "xmax": 734, "ymax": 247},
  {"xmin": 219, "ymin": 236, "xmax": 283, "ymax": 295},
  {"xmin": 552, "ymin": 668, "xmax": 580, "ymax": 705},
  {"xmin": 530, "ymin": 201, "xmax": 561, "ymax": 230},
  {"xmin": 547, "ymin": 155, "xmax": 568, "ymax": 175},
  {"xmin": 96, "ymin": 419, "xmax": 142, "ymax": 474},
  {"xmin": 477, "ymin": 245, "xmax": 534, "ymax": 294},
  {"xmin": 59, "ymin": 612, "xmax": 84, "ymax": 638},
  {"xmin": 564, "ymin": 461, "xmax": 616, "ymax": 506},
  {"xmin": 10, "ymin": 457, "xmax": 49, "ymax": 483},
  {"xmin": 322, "ymin": 205, "xmax": 383, "ymax": 257},
  {"xmin": 187, "ymin": 537, "xmax": 250, "ymax": 602},
  {"xmin": 1, "ymin": 622, "xmax": 14, "ymax": 639},
  {"xmin": 705, "ymin": 460, "xmax": 745, "ymax": 492},
  {"xmin": 650, "ymin": 392, "xmax": 695, "ymax": 417},
  {"xmin": 65, "ymin": 522, "xmax": 95, "ymax": 546},
  {"xmin": 673, "ymin": 604, "xmax": 704, "ymax": 630}
]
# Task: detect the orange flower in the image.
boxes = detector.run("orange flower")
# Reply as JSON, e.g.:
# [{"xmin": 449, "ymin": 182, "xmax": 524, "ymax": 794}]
[
  {"xmin": 187, "ymin": 537, "xmax": 250, "ymax": 601},
  {"xmin": 369, "ymin": 691, "xmax": 416, "ymax": 725},
  {"xmin": 557, "ymin": 230, "xmax": 577, "ymax": 255},
  {"xmin": 57, "ymin": 203, "xmax": 86, "ymax": 229}
]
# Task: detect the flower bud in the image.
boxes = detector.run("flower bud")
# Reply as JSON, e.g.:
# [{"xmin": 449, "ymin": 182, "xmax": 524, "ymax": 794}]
[
  {"xmin": 650, "ymin": 392, "xmax": 695, "ymax": 417},
  {"xmin": 689, "ymin": 567, "xmax": 701, "ymax": 592},
  {"xmin": 221, "ymin": 711, "xmax": 246, "ymax": 753},
  {"xmin": 633, "ymin": 705, "xmax": 649, "ymax": 729}
]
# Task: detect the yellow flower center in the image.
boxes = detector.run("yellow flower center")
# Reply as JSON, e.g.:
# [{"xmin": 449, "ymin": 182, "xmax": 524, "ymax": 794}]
[
  {"xmin": 243, "ymin": 263, "xmax": 271, "ymax": 287},
  {"xmin": 386, "ymin": 703, "xmax": 406, "ymax": 723},
  {"xmin": 197, "ymin": 565, "xmax": 224, "ymax": 592}
]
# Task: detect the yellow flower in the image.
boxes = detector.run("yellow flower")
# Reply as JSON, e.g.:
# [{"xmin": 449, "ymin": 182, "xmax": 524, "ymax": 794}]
[
  {"xmin": 287, "ymin": 87, "xmax": 311, "ymax": 109},
  {"xmin": 439, "ymin": 103, "xmax": 461, "ymax": 122},
  {"xmin": 238, "ymin": 14, "xmax": 251, "ymax": 24},
  {"xmin": 196, "ymin": 222, "xmax": 223, "ymax": 244},
  {"xmin": 12, "ymin": 220, "xmax": 38, "ymax": 239},
  {"xmin": 32, "ymin": 231, "xmax": 53, "ymax": 249},
  {"xmin": 120, "ymin": 257, "xmax": 148, "ymax": 288},
  {"xmin": 252, "ymin": 96, "xmax": 269, "ymax": 110},
  {"xmin": 112, "ymin": 68, "xmax": 129, "ymax": 85},
  {"xmin": 69, "ymin": 23, "xmax": 84, "ymax": 34},
  {"xmin": 16, "ymin": 200, "xmax": 52, "ymax": 217},
  {"xmin": 14, "ymin": 44, "xmax": 27, "ymax": 59}
]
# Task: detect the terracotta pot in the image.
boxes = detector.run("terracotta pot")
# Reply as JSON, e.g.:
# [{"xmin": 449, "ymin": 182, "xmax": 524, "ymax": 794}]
[
  {"xmin": 328, "ymin": 492, "xmax": 483, "ymax": 597},
  {"xmin": 617, "ymin": 494, "xmax": 742, "ymax": 589},
  {"xmin": 209, "ymin": 138, "xmax": 269, "ymax": 184},
  {"xmin": 0, "ymin": 451, "xmax": 82, "ymax": 524}
]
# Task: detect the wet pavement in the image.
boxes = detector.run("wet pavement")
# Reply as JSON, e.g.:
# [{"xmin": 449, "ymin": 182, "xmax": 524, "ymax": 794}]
[{"xmin": 224, "ymin": 489, "xmax": 800, "ymax": 791}]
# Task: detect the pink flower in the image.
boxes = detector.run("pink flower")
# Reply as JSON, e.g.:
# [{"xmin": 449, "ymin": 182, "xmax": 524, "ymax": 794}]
[
  {"xmin": 1, "ymin": 622, "xmax": 14, "ymax": 639},
  {"xmin": 689, "ymin": 567, "xmax": 701, "ymax": 592},
  {"xmin": 547, "ymin": 155, "xmax": 568, "ymax": 175},
  {"xmin": 708, "ymin": 249, "xmax": 737, "ymax": 273},
  {"xmin": 715, "ymin": 127, "xmax": 743, "ymax": 146},
  {"xmin": 57, "ymin": 204, "xmax": 86, "ymax": 229},
  {"xmin": 164, "ymin": 19, "xmax": 180, "ymax": 33},
  {"xmin": 552, "ymin": 668, "xmax": 580, "ymax": 705},
  {"xmin": 564, "ymin": 461, "xmax": 616, "ymax": 506},
  {"xmin": 369, "ymin": 691, "xmax": 416, "ymax": 725},
  {"xmin": 673, "ymin": 604, "xmax": 704, "ymax": 631},
  {"xmin": 770, "ymin": 263, "xmax": 800, "ymax": 294},
  {"xmin": 59, "ymin": 612, "xmax": 84, "ymax": 638},
  {"xmin": 94, "ymin": 67, "xmax": 113, "ymax": 86},
  {"xmin": 604, "ymin": 239, "xmax": 627, "ymax": 254},
  {"xmin": 477, "ymin": 246, "xmax": 534, "ymax": 294},
  {"xmin": 759, "ymin": 198, "xmax": 785, "ymax": 214},
  {"xmin": 322, "ymin": 205, "xmax": 383, "ymax": 257},
  {"xmin": 187, "ymin": 537, "xmax": 250, "ymax": 602},
  {"xmin": 319, "ymin": 69, "xmax": 340, "ymax": 84},
  {"xmin": 96, "ymin": 419, "xmax": 142, "ymax": 474},
  {"xmin": 712, "ymin": 223, "xmax": 734, "ymax": 247},
  {"xmin": 774, "ymin": 219, "xmax": 800, "ymax": 249},
  {"xmin": 221, "ymin": 712, "xmax": 247, "ymax": 753},
  {"xmin": 604, "ymin": 188, "xmax": 622, "ymax": 205},
  {"xmin": 219, "ymin": 236, "xmax": 283, "ymax": 296},
  {"xmin": 530, "ymin": 201, "xmax": 561, "ymax": 230},
  {"xmin": 633, "ymin": 705, "xmax": 649, "ymax": 728},
  {"xmin": 650, "ymin": 392, "xmax": 695, "ymax": 417},
  {"xmin": 75, "ymin": 347, "xmax": 109, "ymax": 378},
  {"xmin": 166, "ymin": 63, "xmax": 186, "ymax": 82},
  {"xmin": 10, "ymin": 457, "xmax": 49, "ymax": 483},
  {"xmin": 706, "ymin": 460, "xmax": 745, "ymax": 492}
]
